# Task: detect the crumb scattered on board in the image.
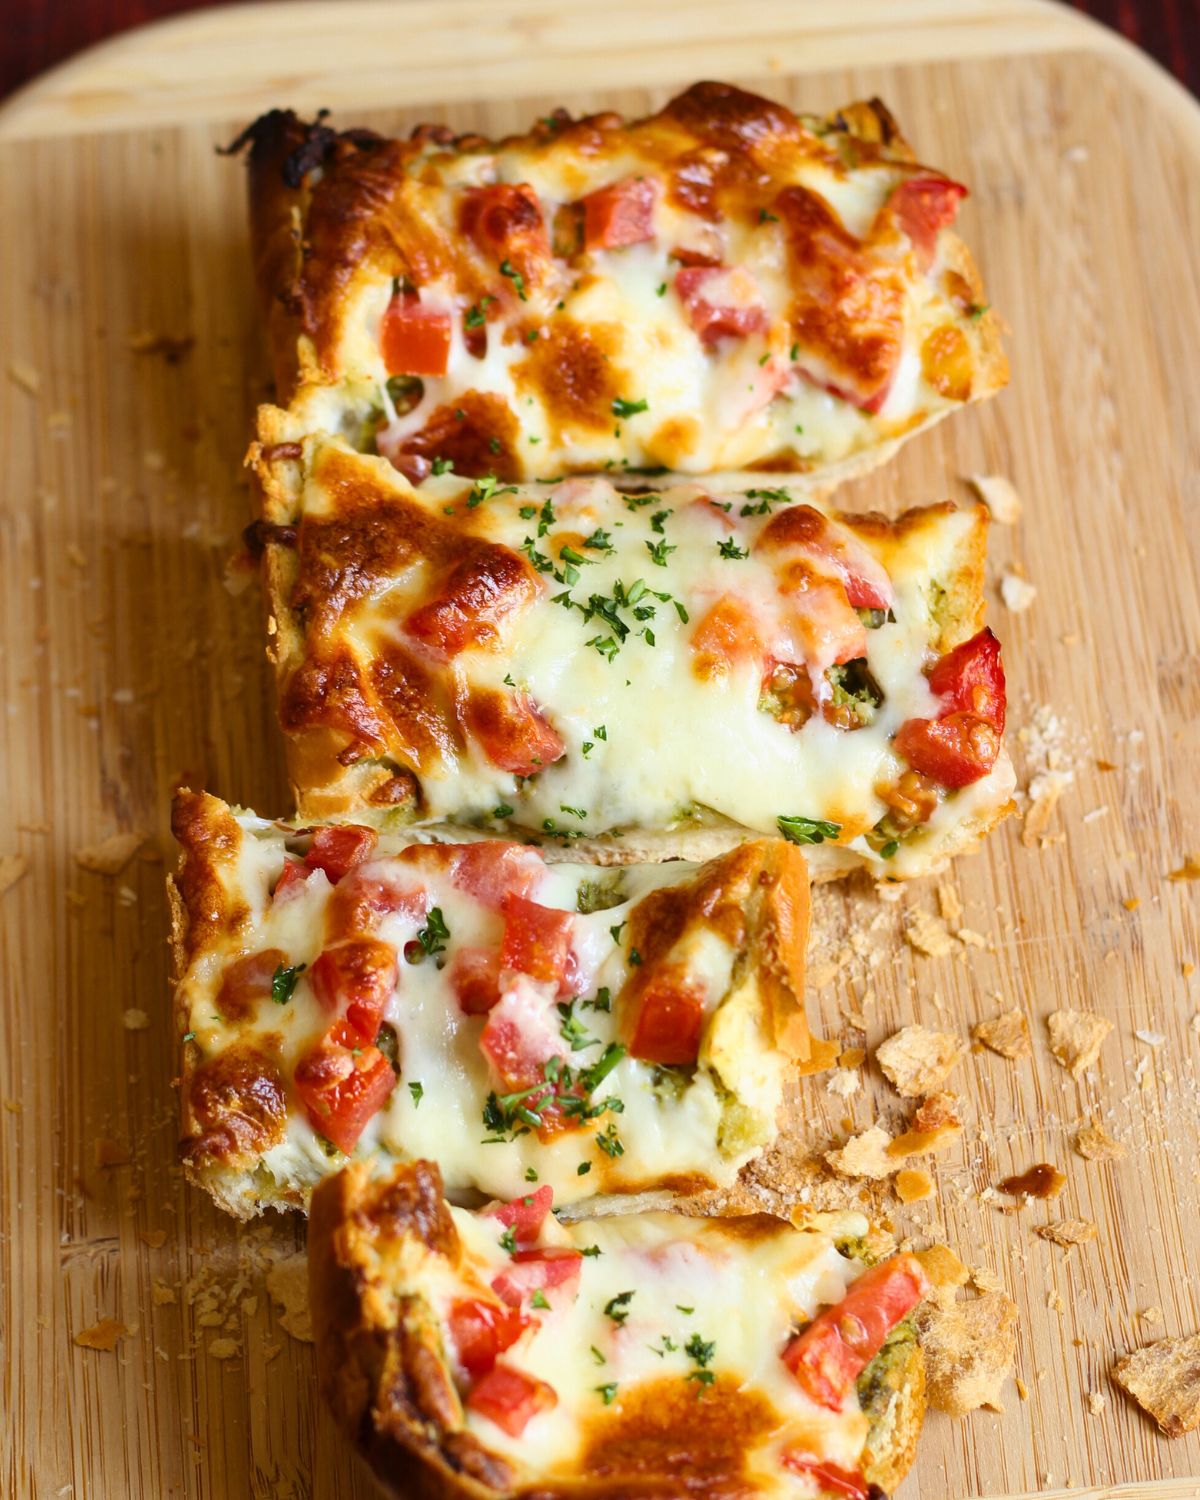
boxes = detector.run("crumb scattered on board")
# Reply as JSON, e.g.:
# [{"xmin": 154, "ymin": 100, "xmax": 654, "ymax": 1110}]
[
  {"xmin": 1047, "ymin": 1009, "xmax": 1114, "ymax": 1079},
  {"xmin": 1073, "ymin": 1121, "xmax": 1127, "ymax": 1161},
  {"xmin": 966, "ymin": 474, "xmax": 1022, "ymax": 525},
  {"xmin": 1000, "ymin": 569, "xmax": 1037, "ymax": 613},
  {"xmin": 876, "ymin": 1025, "xmax": 964, "ymax": 1097},
  {"xmin": 74, "ymin": 831, "xmax": 146, "ymax": 875},
  {"xmin": 1112, "ymin": 1333, "xmax": 1200, "ymax": 1437},
  {"xmin": 972, "ymin": 1009, "xmax": 1031, "ymax": 1059},
  {"xmin": 74, "ymin": 1318, "xmax": 127, "ymax": 1352},
  {"xmin": 917, "ymin": 1288, "xmax": 1019, "ymax": 1416},
  {"xmin": 265, "ymin": 1252, "xmax": 313, "ymax": 1343},
  {"xmin": 1167, "ymin": 854, "xmax": 1200, "ymax": 882},
  {"xmin": 1035, "ymin": 1219, "xmax": 1097, "ymax": 1248}
]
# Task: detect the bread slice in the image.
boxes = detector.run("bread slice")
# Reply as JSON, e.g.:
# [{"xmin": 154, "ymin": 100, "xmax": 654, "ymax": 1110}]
[
  {"xmin": 169, "ymin": 789, "xmax": 823, "ymax": 1221},
  {"xmin": 308, "ymin": 1159, "xmax": 929, "ymax": 1499},
  {"xmin": 230, "ymin": 82, "xmax": 1005, "ymax": 487},
  {"xmin": 247, "ymin": 431, "xmax": 1013, "ymax": 878}
]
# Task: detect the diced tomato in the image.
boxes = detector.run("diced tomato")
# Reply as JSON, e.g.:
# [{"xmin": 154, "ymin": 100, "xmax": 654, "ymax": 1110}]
[
  {"xmin": 466, "ymin": 1362, "xmax": 557, "ymax": 1437},
  {"xmin": 405, "ymin": 548, "xmax": 537, "ymax": 658},
  {"xmin": 780, "ymin": 1453, "xmax": 870, "ymax": 1500},
  {"xmin": 462, "ymin": 686, "xmax": 567, "ymax": 776},
  {"xmin": 447, "ymin": 842, "xmax": 545, "ymax": 908},
  {"xmin": 675, "ymin": 265, "xmax": 769, "ymax": 346},
  {"xmin": 478, "ymin": 976, "xmax": 566, "ymax": 1093},
  {"xmin": 580, "ymin": 176, "xmax": 656, "ymax": 251},
  {"xmin": 272, "ymin": 859, "xmax": 309, "ymax": 903},
  {"xmin": 486, "ymin": 1183, "xmax": 554, "ymax": 1243},
  {"xmin": 927, "ymin": 627, "xmax": 1006, "ymax": 732},
  {"xmin": 629, "ymin": 968, "xmax": 707, "ymax": 1065},
  {"xmin": 892, "ymin": 711, "xmax": 1001, "ymax": 788},
  {"xmin": 460, "ymin": 183, "xmax": 549, "ymax": 260},
  {"xmin": 304, "ymin": 825, "xmax": 378, "ymax": 883},
  {"xmin": 689, "ymin": 594, "xmax": 766, "ymax": 680},
  {"xmin": 491, "ymin": 1247, "xmax": 584, "ymax": 1310},
  {"xmin": 774, "ymin": 564, "xmax": 868, "ymax": 669},
  {"xmin": 757, "ymin": 505, "xmax": 893, "ymax": 613},
  {"xmin": 293, "ymin": 1021, "xmax": 396, "ymax": 1155},
  {"xmin": 447, "ymin": 1298, "xmax": 530, "ymax": 1378},
  {"xmin": 308, "ymin": 939, "xmax": 398, "ymax": 1045},
  {"xmin": 501, "ymin": 895, "xmax": 573, "ymax": 987},
  {"xmin": 380, "ymin": 292, "xmax": 452, "ymax": 378},
  {"xmin": 449, "ymin": 944, "xmax": 504, "ymax": 1015},
  {"xmin": 326, "ymin": 867, "xmax": 428, "ymax": 942},
  {"xmin": 782, "ymin": 1253, "xmax": 929, "ymax": 1411},
  {"xmin": 882, "ymin": 175, "xmax": 968, "ymax": 271},
  {"xmin": 216, "ymin": 948, "xmax": 288, "ymax": 1023}
]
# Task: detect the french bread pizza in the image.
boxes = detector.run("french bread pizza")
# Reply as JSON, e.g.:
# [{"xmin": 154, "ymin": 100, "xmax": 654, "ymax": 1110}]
[
  {"xmin": 248, "ymin": 435, "xmax": 1014, "ymax": 877},
  {"xmin": 169, "ymin": 790, "xmax": 820, "ymax": 1220},
  {"xmin": 309, "ymin": 1160, "xmax": 929, "ymax": 1500},
  {"xmin": 232, "ymin": 81, "xmax": 1006, "ymax": 487}
]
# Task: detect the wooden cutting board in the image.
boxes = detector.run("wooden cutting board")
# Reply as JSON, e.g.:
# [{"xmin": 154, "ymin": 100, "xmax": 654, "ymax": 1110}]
[{"xmin": 2, "ymin": 2, "xmax": 1199, "ymax": 1496}]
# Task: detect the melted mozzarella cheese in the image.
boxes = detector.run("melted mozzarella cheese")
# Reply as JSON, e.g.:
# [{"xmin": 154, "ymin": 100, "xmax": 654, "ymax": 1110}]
[
  {"xmin": 184, "ymin": 815, "xmax": 782, "ymax": 1206},
  {"xmin": 445, "ymin": 1208, "xmax": 873, "ymax": 1483}
]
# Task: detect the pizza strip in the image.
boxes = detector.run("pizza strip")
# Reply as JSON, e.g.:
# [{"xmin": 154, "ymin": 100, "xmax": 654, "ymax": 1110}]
[
  {"xmin": 309, "ymin": 1160, "xmax": 930, "ymax": 1499},
  {"xmin": 169, "ymin": 790, "xmax": 817, "ymax": 1220},
  {"xmin": 234, "ymin": 81, "xmax": 1006, "ymax": 486},
  {"xmin": 250, "ymin": 434, "xmax": 1014, "ymax": 878}
]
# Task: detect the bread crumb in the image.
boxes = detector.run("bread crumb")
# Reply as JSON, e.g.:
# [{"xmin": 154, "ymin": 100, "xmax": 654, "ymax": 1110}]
[
  {"xmin": 1016, "ymin": 1375, "xmax": 1029, "ymax": 1401},
  {"xmin": 1167, "ymin": 855, "xmax": 1200, "ymax": 882},
  {"xmin": 917, "ymin": 1290, "xmax": 1018, "ymax": 1416},
  {"xmin": 915, "ymin": 1244, "xmax": 969, "ymax": 1289},
  {"xmin": 1113, "ymin": 1332, "xmax": 1200, "ymax": 1437},
  {"xmin": 895, "ymin": 1168, "xmax": 934, "ymax": 1203},
  {"xmin": 265, "ymin": 1252, "xmax": 313, "ymax": 1342},
  {"xmin": 966, "ymin": 474, "xmax": 1022, "ymax": 525},
  {"xmin": 826, "ymin": 1069, "xmax": 861, "ymax": 1100},
  {"xmin": 889, "ymin": 1092, "xmax": 963, "ymax": 1156},
  {"xmin": 75, "ymin": 832, "xmax": 146, "ymax": 876},
  {"xmin": 1073, "ymin": 1120, "xmax": 1127, "ymax": 1161},
  {"xmin": 877, "ymin": 1025, "xmax": 964, "ymax": 1097},
  {"xmin": 139, "ymin": 1228, "xmax": 168, "ymax": 1249},
  {"xmin": 93, "ymin": 1138, "xmax": 130, "ymax": 1168},
  {"xmin": 1047, "ymin": 1288, "xmax": 1065, "ymax": 1313},
  {"xmin": 937, "ymin": 882, "xmax": 963, "ymax": 926},
  {"xmin": 151, "ymin": 1280, "xmax": 177, "ymax": 1307},
  {"xmin": 1000, "ymin": 570, "xmax": 1037, "ymax": 612},
  {"xmin": 8, "ymin": 359, "xmax": 41, "ymax": 396},
  {"xmin": 1141, "ymin": 1306, "xmax": 1165, "ymax": 1326},
  {"xmin": 1087, "ymin": 1391, "xmax": 1107, "ymax": 1415},
  {"xmin": 825, "ymin": 1125, "xmax": 895, "ymax": 1180},
  {"xmin": 904, "ymin": 907, "xmax": 956, "ymax": 958},
  {"xmin": 1021, "ymin": 775, "xmax": 1067, "ymax": 847},
  {"xmin": 127, "ymin": 330, "xmax": 195, "ymax": 363},
  {"xmin": 973, "ymin": 1009, "xmax": 1031, "ymax": 1059},
  {"xmin": 1047, "ymin": 1009, "xmax": 1113, "ymax": 1079},
  {"xmin": 0, "ymin": 853, "xmax": 29, "ymax": 898},
  {"xmin": 74, "ymin": 1317, "xmax": 127, "ymax": 1351},
  {"xmin": 1123, "ymin": 896, "xmax": 1141, "ymax": 912},
  {"xmin": 207, "ymin": 1337, "xmax": 240, "ymax": 1361},
  {"xmin": 122, "ymin": 1008, "xmax": 150, "ymax": 1031},
  {"xmin": 1035, "ymin": 1219, "xmax": 1098, "ymax": 1248}
]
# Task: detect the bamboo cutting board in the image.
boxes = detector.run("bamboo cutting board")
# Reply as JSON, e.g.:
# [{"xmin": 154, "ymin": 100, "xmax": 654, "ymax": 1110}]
[{"xmin": 2, "ymin": 2, "xmax": 1199, "ymax": 1496}]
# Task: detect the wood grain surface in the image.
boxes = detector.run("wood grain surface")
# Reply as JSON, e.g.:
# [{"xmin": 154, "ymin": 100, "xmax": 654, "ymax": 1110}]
[{"xmin": 1, "ymin": 4, "xmax": 1199, "ymax": 1498}]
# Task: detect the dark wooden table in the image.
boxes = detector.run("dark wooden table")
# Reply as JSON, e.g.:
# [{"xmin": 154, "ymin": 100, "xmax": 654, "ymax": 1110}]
[{"xmin": 2, "ymin": 0, "xmax": 1197, "ymax": 103}]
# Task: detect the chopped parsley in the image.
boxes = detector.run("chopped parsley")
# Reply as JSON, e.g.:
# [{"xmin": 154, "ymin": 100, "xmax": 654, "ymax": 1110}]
[
  {"xmin": 479, "ymin": 1043, "xmax": 626, "ymax": 1142},
  {"xmin": 595, "ymin": 1383, "xmax": 618, "ymax": 1405},
  {"xmin": 655, "ymin": 281, "xmax": 667, "ymax": 296},
  {"xmin": 612, "ymin": 397, "xmax": 649, "ymax": 419},
  {"xmin": 582, "ymin": 1245, "xmax": 603, "ymax": 1258},
  {"xmin": 584, "ymin": 987, "xmax": 612, "ymax": 1013},
  {"xmin": 464, "ymin": 295, "xmax": 496, "ymax": 328},
  {"xmin": 558, "ymin": 998, "xmax": 599, "ymax": 1053},
  {"xmin": 646, "ymin": 538, "xmax": 676, "ymax": 567},
  {"xmin": 968, "ymin": 302, "xmax": 990, "ymax": 321},
  {"xmin": 271, "ymin": 962, "xmax": 305, "ymax": 1006},
  {"xmin": 604, "ymin": 1291, "xmax": 635, "ymax": 1325},
  {"xmin": 685, "ymin": 1333, "xmax": 715, "ymax": 1367},
  {"xmin": 577, "ymin": 1161, "xmax": 592, "ymax": 1176},
  {"xmin": 493, "ymin": 801, "xmax": 515, "ymax": 819},
  {"xmin": 499, "ymin": 1226, "xmax": 517, "ymax": 1254},
  {"xmin": 740, "ymin": 486, "xmax": 791, "ymax": 516},
  {"xmin": 591, "ymin": 1345, "xmax": 606, "ymax": 1364},
  {"xmin": 628, "ymin": 948, "xmax": 642, "ymax": 967},
  {"xmin": 430, "ymin": 456, "xmax": 453, "ymax": 476},
  {"xmin": 408, "ymin": 1081, "xmax": 424, "ymax": 1108},
  {"xmin": 650, "ymin": 1334, "xmax": 678, "ymax": 1357},
  {"xmin": 650, "ymin": 509, "xmax": 671, "ymax": 534},
  {"xmin": 182, "ymin": 1031, "xmax": 196, "ymax": 1043},
  {"xmin": 582, "ymin": 527, "xmax": 613, "ymax": 552},
  {"xmin": 879, "ymin": 839, "xmax": 900, "ymax": 859},
  {"xmin": 758, "ymin": 207, "xmax": 779, "ymax": 223},
  {"xmin": 675, "ymin": 1305, "xmax": 694, "ymax": 1315},
  {"xmin": 410, "ymin": 907, "xmax": 450, "ymax": 960},
  {"xmin": 777, "ymin": 815, "xmax": 842, "ymax": 846},
  {"xmin": 467, "ymin": 474, "xmax": 517, "ymax": 509},
  {"xmin": 525, "ymin": 1166, "xmax": 539, "ymax": 1182},
  {"xmin": 717, "ymin": 537, "xmax": 749, "ymax": 560},
  {"xmin": 499, "ymin": 258, "xmax": 527, "ymax": 300},
  {"xmin": 609, "ymin": 919, "xmax": 626, "ymax": 944},
  {"xmin": 596, "ymin": 1121, "xmax": 625, "ymax": 1158},
  {"xmin": 531, "ymin": 1288, "xmax": 550, "ymax": 1309},
  {"xmin": 536, "ymin": 497, "xmax": 557, "ymax": 535}
]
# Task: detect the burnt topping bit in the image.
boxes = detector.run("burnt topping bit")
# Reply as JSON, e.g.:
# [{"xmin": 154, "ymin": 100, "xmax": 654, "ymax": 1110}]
[
  {"xmin": 999, "ymin": 1162, "xmax": 1066, "ymax": 1199},
  {"xmin": 242, "ymin": 518, "xmax": 299, "ymax": 560},
  {"xmin": 220, "ymin": 108, "xmax": 385, "ymax": 188}
]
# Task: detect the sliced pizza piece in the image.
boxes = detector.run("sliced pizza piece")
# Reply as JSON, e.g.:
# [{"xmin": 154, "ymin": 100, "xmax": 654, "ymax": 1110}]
[
  {"xmin": 309, "ymin": 1159, "xmax": 930, "ymax": 1499},
  {"xmin": 249, "ymin": 433, "xmax": 1014, "ymax": 878},
  {"xmin": 169, "ymin": 790, "xmax": 816, "ymax": 1220},
  {"xmin": 233, "ymin": 81, "xmax": 1005, "ymax": 487}
]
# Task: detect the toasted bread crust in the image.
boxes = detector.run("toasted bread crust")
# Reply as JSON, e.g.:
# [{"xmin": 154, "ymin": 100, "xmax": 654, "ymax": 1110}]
[{"xmin": 310, "ymin": 1162, "xmax": 927, "ymax": 1499}]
